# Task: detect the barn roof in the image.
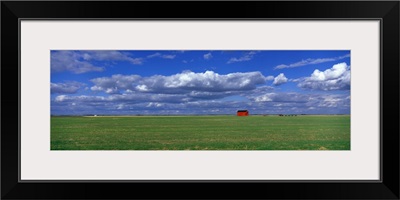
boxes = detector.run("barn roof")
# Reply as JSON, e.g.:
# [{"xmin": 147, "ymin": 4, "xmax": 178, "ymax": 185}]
[{"xmin": 237, "ymin": 110, "xmax": 248, "ymax": 112}]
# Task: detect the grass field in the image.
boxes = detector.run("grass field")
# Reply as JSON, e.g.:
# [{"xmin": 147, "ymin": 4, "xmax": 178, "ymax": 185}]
[{"xmin": 51, "ymin": 115, "xmax": 350, "ymax": 150}]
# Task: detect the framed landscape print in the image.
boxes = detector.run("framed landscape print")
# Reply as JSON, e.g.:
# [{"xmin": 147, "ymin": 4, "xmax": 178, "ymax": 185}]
[{"xmin": 2, "ymin": 1, "xmax": 399, "ymax": 200}]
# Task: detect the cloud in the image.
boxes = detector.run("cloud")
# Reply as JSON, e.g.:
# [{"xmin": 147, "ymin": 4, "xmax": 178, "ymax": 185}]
[
  {"xmin": 245, "ymin": 85, "xmax": 274, "ymax": 94},
  {"xmin": 274, "ymin": 53, "xmax": 350, "ymax": 69},
  {"xmin": 82, "ymin": 51, "xmax": 143, "ymax": 64},
  {"xmin": 51, "ymin": 51, "xmax": 143, "ymax": 74},
  {"xmin": 52, "ymin": 91, "xmax": 255, "ymax": 115},
  {"xmin": 53, "ymin": 70, "xmax": 274, "ymax": 115},
  {"xmin": 162, "ymin": 55, "xmax": 176, "ymax": 59},
  {"xmin": 187, "ymin": 91, "xmax": 240, "ymax": 100},
  {"xmin": 182, "ymin": 59, "xmax": 194, "ymax": 64},
  {"xmin": 54, "ymin": 92, "xmax": 189, "ymax": 104},
  {"xmin": 318, "ymin": 95, "xmax": 350, "ymax": 108},
  {"xmin": 51, "ymin": 51, "xmax": 104, "ymax": 74},
  {"xmin": 90, "ymin": 70, "xmax": 268, "ymax": 95},
  {"xmin": 203, "ymin": 53, "xmax": 213, "ymax": 60},
  {"xmin": 251, "ymin": 92, "xmax": 310, "ymax": 103},
  {"xmin": 51, "ymin": 82, "xmax": 85, "ymax": 94},
  {"xmin": 147, "ymin": 53, "xmax": 161, "ymax": 58},
  {"xmin": 51, "ymin": 65, "xmax": 350, "ymax": 115},
  {"xmin": 136, "ymin": 70, "xmax": 267, "ymax": 93},
  {"xmin": 247, "ymin": 92, "xmax": 350, "ymax": 114},
  {"xmin": 265, "ymin": 76, "xmax": 274, "ymax": 81},
  {"xmin": 273, "ymin": 73, "xmax": 288, "ymax": 85},
  {"xmin": 227, "ymin": 51, "xmax": 256, "ymax": 64},
  {"xmin": 52, "ymin": 91, "xmax": 350, "ymax": 115},
  {"xmin": 147, "ymin": 53, "xmax": 176, "ymax": 59},
  {"xmin": 90, "ymin": 74, "xmax": 142, "ymax": 94},
  {"xmin": 55, "ymin": 94, "xmax": 105, "ymax": 102},
  {"xmin": 297, "ymin": 62, "xmax": 350, "ymax": 90}
]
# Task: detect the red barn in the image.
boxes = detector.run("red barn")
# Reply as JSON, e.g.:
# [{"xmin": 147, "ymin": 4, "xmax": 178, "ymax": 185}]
[{"xmin": 237, "ymin": 110, "xmax": 249, "ymax": 116}]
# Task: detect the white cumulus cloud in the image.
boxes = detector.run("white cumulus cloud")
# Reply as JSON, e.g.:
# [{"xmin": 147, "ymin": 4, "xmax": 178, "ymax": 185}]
[
  {"xmin": 85, "ymin": 70, "xmax": 271, "ymax": 103},
  {"xmin": 90, "ymin": 74, "xmax": 142, "ymax": 94},
  {"xmin": 297, "ymin": 62, "xmax": 350, "ymax": 90},
  {"xmin": 273, "ymin": 73, "xmax": 288, "ymax": 85},
  {"xmin": 138, "ymin": 70, "xmax": 267, "ymax": 93}
]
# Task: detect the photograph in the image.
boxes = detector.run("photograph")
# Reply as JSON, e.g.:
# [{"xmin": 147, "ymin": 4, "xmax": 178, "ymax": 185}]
[{"xmin": 51, "ymin": 50, "xmax": 351, "ymax": 150}]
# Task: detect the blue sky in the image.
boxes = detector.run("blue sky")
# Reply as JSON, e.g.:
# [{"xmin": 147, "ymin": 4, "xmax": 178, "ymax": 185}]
[{"xmin": 51, "ymin": 50, "xmax": 350, "ymax": 115}]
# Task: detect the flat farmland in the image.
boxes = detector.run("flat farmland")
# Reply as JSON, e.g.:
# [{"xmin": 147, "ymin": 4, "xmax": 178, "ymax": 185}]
[{"xmin": 51, "ymin": 115, "xmax": 350, "ymax": 150}]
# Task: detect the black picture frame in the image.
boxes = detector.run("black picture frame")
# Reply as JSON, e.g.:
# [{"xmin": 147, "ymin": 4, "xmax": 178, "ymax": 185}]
[{"xmin": 2, "ymin": 1, "xmax": 399, "ymax": 199}]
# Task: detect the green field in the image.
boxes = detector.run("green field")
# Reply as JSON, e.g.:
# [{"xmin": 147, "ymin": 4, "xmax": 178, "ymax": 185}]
[{"xmin": 51, "ymin": 115, "xmax": 350, "ymax": 150}]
